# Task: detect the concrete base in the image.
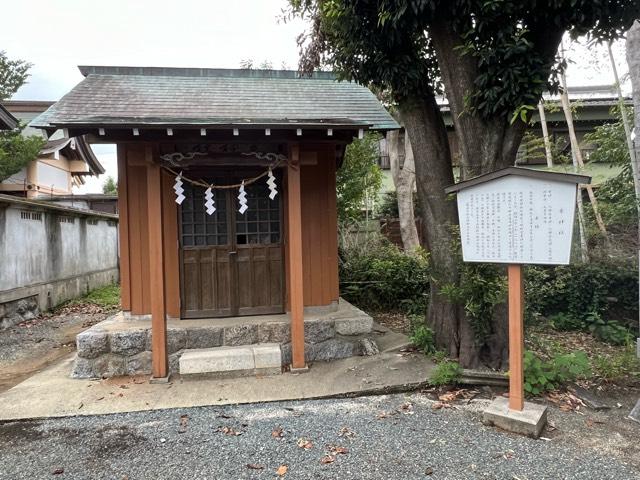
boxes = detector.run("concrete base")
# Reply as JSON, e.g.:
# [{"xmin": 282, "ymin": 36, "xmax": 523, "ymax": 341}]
[
  {"xmin": 179, "ymin": 343, "xmax": 282, "ymax": 377},
  {"xmin": 149, "ymin": 374, "xmax": 172, "ymax": 384},
  {"xmin": 482, "ymin": 397, "xmax": 548, "ymax": 438},
  {"xmin": 290, "ymin": 364, "xmax": 310, "ymax": 374},
  {"xmin": 72, "ymin": 298, "xmax": 376, "ymax": 379}
]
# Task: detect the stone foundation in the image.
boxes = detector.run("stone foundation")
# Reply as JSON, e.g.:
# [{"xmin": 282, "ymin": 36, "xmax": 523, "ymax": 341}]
[{"xmin": 71, "ymin": 299, "xmax": 377, "ymax": 378}]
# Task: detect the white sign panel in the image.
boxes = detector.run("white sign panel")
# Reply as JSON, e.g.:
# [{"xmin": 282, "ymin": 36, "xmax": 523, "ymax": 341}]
[{"xmin": 457, "ymin": 176, "xmax": 578, "ymax": 265}]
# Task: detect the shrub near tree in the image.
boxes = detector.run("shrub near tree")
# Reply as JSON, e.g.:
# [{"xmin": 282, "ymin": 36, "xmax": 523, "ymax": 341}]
[{"xmin": 288, "ymin": 0, "xmax": 640, "ymax": 368}]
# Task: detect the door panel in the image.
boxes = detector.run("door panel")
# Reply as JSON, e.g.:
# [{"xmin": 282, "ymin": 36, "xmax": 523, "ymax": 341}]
[{"xmin": 180, "ymin": 173, "xmax": 284, "ymax": 318}]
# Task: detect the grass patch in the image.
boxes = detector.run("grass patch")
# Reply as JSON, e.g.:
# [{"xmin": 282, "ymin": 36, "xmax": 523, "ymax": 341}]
[
  {"xmin": 526, "ymin": 325, "xmax": 640, "ymax": 385},
  {"xmin": 65, "ymin": 283, "xmax": 121, "ymax": 310}
]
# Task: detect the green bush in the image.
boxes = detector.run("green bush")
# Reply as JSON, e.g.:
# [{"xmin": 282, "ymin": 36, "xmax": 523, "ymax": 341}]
[
  {"xmin": 339, "ymin": 236, "xmax": 429, "ymax": 314},
  {"xmin": 523, "ymin": 350, "xmax": 591, "ymax": 395},
  {"xmin": 410, "ymin": 324, "xmax": 436, "ymax": 354},
  {"xmin": 525, "ymin": 263, "xmax": 638, "ymax": 332},
  {"xmin": 586, "ymin": 311, "xmax": 634, "ymax": 346},
  {"xmin": 430, "ymin": 360, "xmax": 462, "ymax": 386},
  {"xmin": 548, "ymin": 312, "xmax": 583, "ymax": 331}
]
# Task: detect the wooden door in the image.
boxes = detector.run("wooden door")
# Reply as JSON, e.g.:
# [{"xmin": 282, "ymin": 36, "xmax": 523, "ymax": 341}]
[{"xmin": 179, "ymin": 178, "xmax": 284, "ymax": 318}]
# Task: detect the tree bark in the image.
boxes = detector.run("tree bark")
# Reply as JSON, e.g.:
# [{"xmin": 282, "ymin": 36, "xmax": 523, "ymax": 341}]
[
  {"xmin": 400, "ymin": 93, "xmax": 464, "ymax": 360},
  {"xmin": 388, "ymin": 127, "xmax": 420, "ymax": 253},
  {"xmin": 421, "ymin": 21, "xmax": 566, "ymax": 368}
]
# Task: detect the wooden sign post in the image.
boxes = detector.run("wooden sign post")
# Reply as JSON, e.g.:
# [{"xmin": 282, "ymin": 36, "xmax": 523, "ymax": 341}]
[
  {"xmin": 445, "ymin": 167, "xmax": 591, "ymax": 435},
  {"xmin": 507, "ymin": 264, "xmax": 524, "ymax": 411}
]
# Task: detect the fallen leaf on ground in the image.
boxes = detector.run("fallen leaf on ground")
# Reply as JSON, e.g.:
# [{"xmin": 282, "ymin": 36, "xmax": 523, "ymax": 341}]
[
  {"xmin": 218, "ymin": 426, "xmax": 242, "ymax": 436},
  {"xmin": 438, "ymin": 389, "xmax": 469, "ymax": 403},
  {"xmin": 271, "ymin": 426, "xmax": 284, "ymax": 439},
  {"xmin": 425, "ymin": 467, "xmax": 434, "ymax": 475},
  {"xmin": 398, "ymin": 402, "xmax": 414, "ymax": 415},
  {"xmin": 276, "ymin": 464, "xmax": 288, "ymax": 476},
  {"xmin": 432, "ymin": 401, "xmax": 454, "ymax": 410},
  {"xmin": 320, "ymin": 455, "xmax": 335, "ymax": 464},
  {"xmin": 178, "ymin": 414, "xmax": 189, "ymax": 433},
  {"xmin": 52, "ymin": 468, "xmax": 64, "ymax": 475},
  {"xmin": 338, "ymin": 427, "xmax": 356, "ymax": 439},
  {"xmin": 327, "ymin": 445, "xmax": 349, "ymax": 455},
  {"xmin": 297, "ymin": 438, "xmax": 313, "ymax": 450},
  {"xmin": 246, "ymin": 464, "xmax": 265, "ymax": 470}
]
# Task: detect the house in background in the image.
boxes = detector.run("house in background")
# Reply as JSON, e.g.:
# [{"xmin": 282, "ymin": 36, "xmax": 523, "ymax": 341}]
[
  {"xmin": 32, "ymin": 66, "xmax": 399, "ymax": 381},
  {"xmin": 0, "ymin": 101, "xmax": 104, "ymax": 198},
  {"xmin": 377, "ymin": 85, "xmax": 632, "ymax": 194}
]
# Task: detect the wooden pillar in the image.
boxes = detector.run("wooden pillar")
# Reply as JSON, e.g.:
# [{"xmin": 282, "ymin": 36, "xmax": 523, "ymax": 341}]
[
  {"xmin": 146, "ymin": 148, "xmax": 168, "ymax": 379},
  {"xmin": 287, "ymin": 144, "xmax": 306, "ymax": 369},
  {"xmin": 117, "ymin": 145, "xmax": 131, "ymax": 311},
  {"xmin": 508, "ymin": 264, "xmax": 525, "ymax": 411}
]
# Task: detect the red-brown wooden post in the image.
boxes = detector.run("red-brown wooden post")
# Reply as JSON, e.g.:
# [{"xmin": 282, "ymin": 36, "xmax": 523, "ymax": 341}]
[
  {"xmin": 287, "ymin": 144, "xmax": 306, "ymax": 369},
  {"xmin": 146, "ymin": 148, "xmax": 168, "ymax": 379},
  {"xmin": 508, "ymin": 264, "xmax": 525, "ymax": 411}
]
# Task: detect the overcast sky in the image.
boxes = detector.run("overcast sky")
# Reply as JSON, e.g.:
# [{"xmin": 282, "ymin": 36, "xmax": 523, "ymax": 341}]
[{"xmin": 1, "ymin": 1, "xmax": 631, "ymax": 193}]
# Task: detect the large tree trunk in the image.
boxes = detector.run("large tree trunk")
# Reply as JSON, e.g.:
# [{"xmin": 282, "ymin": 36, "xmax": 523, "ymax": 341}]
[
  {"xmin": 418, "ymin": 21, "xmax": 565, "ymax": 368},
  {"xmin": 388, "ymin": 128, "xmax": 420, "ymax": 252},
  {"xmin": 400, "ymin": 94, "xmax": 463, "ymax": 360}
]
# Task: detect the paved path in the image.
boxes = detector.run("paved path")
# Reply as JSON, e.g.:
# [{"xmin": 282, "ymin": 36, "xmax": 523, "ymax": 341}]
[{"xmin": 0, "ymin": 393, "xmax": 636, "ymax": 480}]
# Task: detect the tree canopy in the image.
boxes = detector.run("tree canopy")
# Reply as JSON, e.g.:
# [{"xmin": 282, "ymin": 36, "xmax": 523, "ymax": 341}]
[
  {"xmin": 0, "ymin": 51, "xmax": 42, "ymax": 182},
  {"xmin": 102, "ymin": 176, "xmax": 118, "ymax": 195},
  {"xmin": 288, "ymin": 0, "xmax": 640, "ymax": 369},
  {"xmin": 0, "ymin": 50, "xmax": 31, "ymax": 101}
]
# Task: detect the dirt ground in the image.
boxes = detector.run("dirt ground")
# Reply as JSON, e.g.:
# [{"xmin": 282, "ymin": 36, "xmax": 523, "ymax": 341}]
[{"xmin": 0, "ymin": 304, "xmax": 110, "ymax": 393}]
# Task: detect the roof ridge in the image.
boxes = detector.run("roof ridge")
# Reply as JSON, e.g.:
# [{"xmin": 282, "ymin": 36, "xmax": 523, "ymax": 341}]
[{"xmin": 78, "ymin": 65, "xmax": 337, "ymax": 80}]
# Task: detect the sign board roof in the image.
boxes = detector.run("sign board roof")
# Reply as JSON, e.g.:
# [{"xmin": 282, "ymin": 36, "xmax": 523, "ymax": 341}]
[{"xmin": 445, "ymin": 167, "xmax": 591, "ymax": 194}]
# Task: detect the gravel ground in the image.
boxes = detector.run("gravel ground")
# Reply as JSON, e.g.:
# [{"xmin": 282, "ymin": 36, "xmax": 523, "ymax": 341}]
[{"xmin": 0, "ymin": 393, "xmax": 637, "ymax": 480}]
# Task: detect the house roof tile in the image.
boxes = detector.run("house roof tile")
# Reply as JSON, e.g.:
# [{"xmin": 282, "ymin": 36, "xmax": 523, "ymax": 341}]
[{"xmin": 30, "ymin": 66, "xmax": 399, "ymax": 131}]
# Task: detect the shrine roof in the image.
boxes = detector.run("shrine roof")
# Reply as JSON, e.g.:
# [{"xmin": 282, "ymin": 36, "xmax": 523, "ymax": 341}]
[
  {"xmin": 445, "ymin": 167, "xmax": 591, "ymax": 194},
  {"xmin": 30, "ymin": 66, "xmax": 399, "ymax": 132},
  {"xmin": 0, "ymin": 104, "xmax": 18, "ymax": 130}
]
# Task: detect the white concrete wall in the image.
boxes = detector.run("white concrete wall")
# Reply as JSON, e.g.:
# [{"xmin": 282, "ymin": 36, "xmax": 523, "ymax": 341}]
[{"xmin": 0, "ymin": 201, "xmax": 119, "ymax": 299}]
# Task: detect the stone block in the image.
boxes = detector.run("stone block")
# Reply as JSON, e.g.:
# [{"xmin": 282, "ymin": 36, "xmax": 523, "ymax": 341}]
[
  {"xmin": 253, "ymin": 343, "xmax": 282, "ymax": 373},
  {"xmin": 179, "ymin": 346, "xmax": 254, "ymax": 375},
  {"xmin": 76, "ymin": 330, "xmax": 109, "ymax": 359},
  {"xmin": 169, "ymin": 352, "xmax": 182, "ymax": 373},
  {"xmin": 167, "ymin": 328, "xmax": 187, "ymax": 354},
  {"xmin": 70, "ymin": 356, "xmax": 100, "ymax": 379},
  {"xmin": 304, "ymin": 319, "xmax": 335, "ymax": 344},
  {"xmin": 281, "ymin": 342, "xmax": 314, "ymax": 365},
  {"xmin": 359, "ymin": 337, "xmax": 379, "ymax": 356},
  {"xmin": 258, "ymin": 322, "xmax": 290, "ymax": 343},
  {"xmin": 224, "ymin": 324, "xmax": 258, "ymax": 346},
  {"xmin": 110, "ymin": 330, "xmax": 147, "ymax": 356},
  {"xmin": 482, "ymin": 397, "xmax": 547, "ymax": 438},
  {"xmin": 186, "ymin": 326, "xmax": 223, "ymax": 349},
  {"xmin": 335, "ymin": 316, "xmax": 373, "ymax": 336},
  {"xmin": 310, "ymin": 338, "xmax": 356, "ymax": 362},
  {"xmin": 125, "ymin": 351, "xmax": 152, "ymax": 375}
]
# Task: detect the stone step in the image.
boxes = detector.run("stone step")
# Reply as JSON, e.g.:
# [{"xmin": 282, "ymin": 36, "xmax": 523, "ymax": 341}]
[{"xmin": 179, "ymin": 343, "xmax": 282, "ymax": 377}]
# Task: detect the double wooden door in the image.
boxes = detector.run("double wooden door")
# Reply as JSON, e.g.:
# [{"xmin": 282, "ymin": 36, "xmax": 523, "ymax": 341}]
[{"xmin": 179, "ymin": 178, "xmax": 284, "ymax": 318}]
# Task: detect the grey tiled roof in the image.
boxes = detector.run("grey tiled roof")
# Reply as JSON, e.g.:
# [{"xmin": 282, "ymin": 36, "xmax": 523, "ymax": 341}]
[
  {"xmin": 0, "ymin": 104, "xmax": 18, "ymax": 130},
  {"xmin": 31, "ymin": 66, "xmax": 399, "ymax": 131}
]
